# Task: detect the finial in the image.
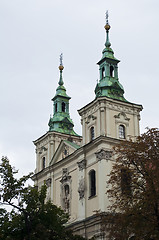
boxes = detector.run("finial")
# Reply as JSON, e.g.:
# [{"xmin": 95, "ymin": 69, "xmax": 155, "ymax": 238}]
[
  {"xmin": 59, "ymin": 53, "xmax": 64, "ymax": 71},
  {"xmin": 105, "ymin": 10, "xmax": 111, "ymax": 31},
  {"xmin": 104, "ymin": 11, "xmax": 111, "ymax": 48},
  {"xmin": 58, "ymin": 53, "xmax": 64, "ymax": 86}
]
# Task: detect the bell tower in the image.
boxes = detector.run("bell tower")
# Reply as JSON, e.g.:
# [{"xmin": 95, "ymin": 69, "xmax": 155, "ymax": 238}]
[
  {"xmin": 48, "ymin": 54, "xmax": 78, "ymax": 136},
  {"xmin": 95, "ymin": 11, "xmax": 126, "ymax": 102},
  {"xmin": 79, "ymin": 12, "xmax": 142, "ymax": 145},
  {"xmin": 33, "ymin": 54, "xmax": 81, "ymax": 175}
]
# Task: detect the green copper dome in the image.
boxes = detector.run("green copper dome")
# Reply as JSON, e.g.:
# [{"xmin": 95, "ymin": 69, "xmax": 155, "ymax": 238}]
[
  {"xmin": 48, "ymin": 55, "xmax": 78, "ymax": 136},
  {"xmin": 95, "ymin": 14, "xmax": 127, "ymax": 102}
]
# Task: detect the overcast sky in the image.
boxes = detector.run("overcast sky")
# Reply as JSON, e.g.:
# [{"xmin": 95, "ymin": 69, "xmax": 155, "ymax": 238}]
[{"xmin": 0, "ymin": 0, "xmax": 158, "ymax": 177}]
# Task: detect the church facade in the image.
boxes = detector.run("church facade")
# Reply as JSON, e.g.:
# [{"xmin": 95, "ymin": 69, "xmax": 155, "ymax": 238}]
[{"xmin": 32, "ymin": 18, "xmax": 143, "ymax": 239}]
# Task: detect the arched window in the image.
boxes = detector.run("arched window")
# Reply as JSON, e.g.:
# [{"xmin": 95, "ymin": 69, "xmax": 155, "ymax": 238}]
[
  {"xmin": 90, "ymin": 126, "xmax": 95, "ymax": 141},
  {"xmin": 55, "ymin": 103, "xmax": 57, "ymax": 112},
  {"xmin": 102, "ymin": 67, "xmax": 105, "ymax": 78},
  {"xmin": 110, "ymin": 66, "xmax": 114, "ymax": 77},
  {"xmin": 62, "ymin": 102, "xmax": 66, "ymax": 112},
  {"xmin": 42, "ymin": 157, "xmax": 45, "ymax": 169},
  {"xmin": 89, "ymin": 170, "xmax": 96, "ymax": 197},
  {"xmin": 119, "ymin": 125, "xmax": 125, "ymax": 139}
]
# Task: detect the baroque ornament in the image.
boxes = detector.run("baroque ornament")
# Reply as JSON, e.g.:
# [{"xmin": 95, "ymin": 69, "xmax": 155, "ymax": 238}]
[
  {"xmin": 78, "ymin": 178, "xmax": 85, "ymax": 199},
  {"xmin": 95, "ymin": 149, "xmax": 112, "ymax": 161},
  {"xmin": 46, "ymin": 178, "xmax": 52, "ymax": 187},
  {"xmin": 77, "ymin": 159, "xmax": 86, "ymax": 171},
  {"xmin": 60, "ymin": 168, "xmax": 71, "ymax": 184}
]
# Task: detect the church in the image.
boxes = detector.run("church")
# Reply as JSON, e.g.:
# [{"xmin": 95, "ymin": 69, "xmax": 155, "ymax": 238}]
[{"xmin": 32, "ymin": 15, "xmax": 143, "ymax": 239}]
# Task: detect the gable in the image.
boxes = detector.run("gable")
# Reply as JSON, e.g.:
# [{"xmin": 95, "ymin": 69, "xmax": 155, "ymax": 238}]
[{"xmin": 50, "ymin": 140, "xmax": 80, "ymax": 165}]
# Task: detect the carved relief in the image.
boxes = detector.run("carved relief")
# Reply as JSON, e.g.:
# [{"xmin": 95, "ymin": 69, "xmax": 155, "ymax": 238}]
[
  {"xmin": 77, "ymin": 159, "xmax": 86, "ymax": 171},
  {"xmin": 114, "ymin": 112, "xmax": 130, "ymax": 121},
  {"xmin": 62, "ymin": 145, "xmax": 69, "ymax": 159},
  {"xmin": 106, "ymin": 102, "xmax": 135, "ymax": 114},
  {"xmin": 100, "ymin": 107, "xmax": 105, "ymax": 112},
  {"xmin": 38, "ymin": 146, "xmax": 47, "ymax": 154},
  {"xmin": 95, "ymin": 149, "xmax": 112, "ymax": 161},
  {"xmin": 63, "ymin": 184, "xmax": 70, "ymax": 213},
  {"xmin": 85, "ymin": 114, "xmax": 97, "ymax": 124},
  {"xmin": 78, "ymin": 178, "xmax": 85, "ymax": 199},
  {"xmin": 60, "ymin": 168, "xmax": 71, "ymax": 184},
  {"xmin": 60, "ymin": 168, "xmax": 72, "ymax": 213},
  {"xmin": 46, "ymin": 178, "xmax": 52, "ymax": 187}
]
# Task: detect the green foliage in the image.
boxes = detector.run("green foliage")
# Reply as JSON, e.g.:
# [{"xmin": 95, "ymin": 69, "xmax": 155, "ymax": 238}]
[
  {"xmin": 105, "ymin": 128, "xmax": 159, "ymax": 240},
  {"xmin": 0, "ymin": 157, "xmax": 86, "ymax": 240}
]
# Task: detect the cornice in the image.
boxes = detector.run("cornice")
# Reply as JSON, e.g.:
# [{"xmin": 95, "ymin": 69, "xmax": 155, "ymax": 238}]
[
  {"xmin": 32, "ymin": 134, "xmax": 121, "ymax": 180},
  {"xmin": 78, "ymin": 96, "xmax": 143, "ymax": 117},
  {"xmin": 33, "ymin": 130, "xmax": 82, "ymax": 147}
]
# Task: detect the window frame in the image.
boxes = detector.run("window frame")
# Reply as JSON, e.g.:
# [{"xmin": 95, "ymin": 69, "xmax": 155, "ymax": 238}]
[
  {"xmin": 55, "ymin": 102, "xmax": 57, "ymax": 112},
  {"xmin": 89, "ymin": 169, "xmax": 96, "ymax": 198},
  {"xmin": 102, "ymin": 66, "xmax": 105, "ymax": 78},
  {"xmin": 90, "ymin": 126, "xmax": 95, "ymax": 141},
  {"xmin": 110, "ymin": 65, "xmax": 114, "ymax": 77},
  {"xmin": 62, "ymin": 102, "xmax": 66, "ymax": 112},
  {"xmin": 119, "ymin": 124, "xmax": 126, "ymax": 139},
  {"xmin": 42, "ymin": 156, "xmax": 45, "ymax": 170}
]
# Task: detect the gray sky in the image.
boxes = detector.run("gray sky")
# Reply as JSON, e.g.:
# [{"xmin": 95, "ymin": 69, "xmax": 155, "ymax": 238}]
[{"xmin": 0, "ymin": 0, "xmax": 159, "ymax": 177}]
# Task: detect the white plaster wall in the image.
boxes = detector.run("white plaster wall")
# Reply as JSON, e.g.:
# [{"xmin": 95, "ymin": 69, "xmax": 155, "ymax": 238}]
[{"xmin": 79, "ymin": 98, "xmax": 142, "ymax": 145}]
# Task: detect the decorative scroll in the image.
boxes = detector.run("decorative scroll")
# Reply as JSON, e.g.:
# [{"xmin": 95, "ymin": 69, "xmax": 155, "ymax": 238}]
[
  {"xmin": 114, "ymin": 112, "xmax": 130, "ymax": 121},
  {"xmin": 95, "ymin": 149, "xmax": 112, "ymax": 161},
  {"xmin": 77, "ymin": 159, "xmax": 86, "ymax": 171}
]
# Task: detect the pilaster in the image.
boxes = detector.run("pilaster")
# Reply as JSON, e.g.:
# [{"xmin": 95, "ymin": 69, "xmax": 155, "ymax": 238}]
[
  {"xmin": 96, "ymin": 149, "xmax": 112, "ymax": 211},
  {"xmin": 77, "ymin": 159, "xmax": 86, "ymax": 220}
]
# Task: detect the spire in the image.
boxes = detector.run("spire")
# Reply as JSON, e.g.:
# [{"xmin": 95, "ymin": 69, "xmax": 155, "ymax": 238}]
[
  {"xmin": 48, "ymin": 54, "xmax": 78, "ymax": 136},
  {"xmin": 58, "ymin": 53, "xmax": 64, "ymax": 86},
  {"xmin": 95, "ymin": 12, "xmax": 127, "ymax": 102},
  {"xmin": 105, "ymin": 10, "xmax": 111, "ymax": 48},
  {"xmin": 54, "ymin": 53, "xmax": 68, "ymax": 98}
]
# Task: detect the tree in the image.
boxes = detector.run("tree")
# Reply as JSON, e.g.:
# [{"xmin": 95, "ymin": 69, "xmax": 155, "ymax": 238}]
[
  {"xmin": 0, "ymin": 157, "xmax": 85, "ymax": 240},
  {"xmin": 105, "ymin": 128, "xmax": 159, "ymax": 240}
]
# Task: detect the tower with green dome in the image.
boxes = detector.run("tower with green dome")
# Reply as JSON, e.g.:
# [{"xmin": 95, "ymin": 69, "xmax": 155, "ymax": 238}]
[
  {"xmin": 48, "ymin": 54, "xmax": 78, "ymax": 136},
  {"xmin": 95, "ymin": 11, "xmax": 127, "ymax": 102}
]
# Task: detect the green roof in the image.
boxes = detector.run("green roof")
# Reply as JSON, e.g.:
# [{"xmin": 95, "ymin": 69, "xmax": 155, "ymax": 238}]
[
  {"xmin": 48, "ymin": 63, "xmax": 79, "ymax": 136},
  {"xmin": 64, "ymin": 140, "xmax": 80, "ymax": 149}
]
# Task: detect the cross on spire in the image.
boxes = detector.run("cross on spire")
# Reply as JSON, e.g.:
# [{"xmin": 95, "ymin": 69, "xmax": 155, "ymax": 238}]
[
  {"xmin": 106, "ymin": 10, "xmax": 109, "ymax": 25},
  {"xmin": 60, "ymin": 53, "xmax": 63, "ymax": 66}
]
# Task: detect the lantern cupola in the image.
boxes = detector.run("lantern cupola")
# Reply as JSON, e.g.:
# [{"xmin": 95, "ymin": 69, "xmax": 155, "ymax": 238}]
[{"xmin": 95, "ymin": 11, "xmax": 127, "ymax": 102}]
